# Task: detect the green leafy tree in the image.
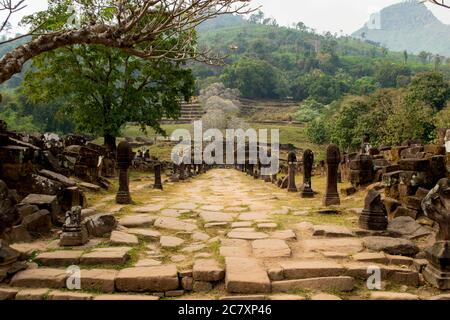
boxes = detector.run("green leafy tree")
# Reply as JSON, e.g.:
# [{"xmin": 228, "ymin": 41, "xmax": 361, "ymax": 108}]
[
  {"xmin": 418, "ymin": 51, "xmax": 430, "ymax": 64},
  {"xmin": 221, "ymin": 57, "xmax": 288, "ymax": 99},
  {"xmin": 306, "ymin": 117, "xmax": 330, "ymax": 145},
  {"xmin": 375, "ymin": 63, "xmax": 411, "ymax": 88},
  {"xmin": 351, "ymin": 76, "xmax": 380, "ymax": 95},
  {"xmin": 407, "ymin": 72, "xmax": 450, "ymax": 111},
  {"xmin": 329, "ymin": 96, "xmax": 370, "ymax": 150},
  {"xmin": 435, "ymin": 104, "xmax": 450, "ymax": 129},
  {"xmin": 295, "ymin": 98, "xmax": 325, "ymax": 122},
  {"xmin": 23, "ymin": 45, "xmax": 194, "ymax": 152}
]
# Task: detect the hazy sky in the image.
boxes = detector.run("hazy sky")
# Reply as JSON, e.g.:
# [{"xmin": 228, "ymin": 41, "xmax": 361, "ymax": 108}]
[{"xmin": 2, "ymin": 0, "xmax": 450, "ymax": 35}]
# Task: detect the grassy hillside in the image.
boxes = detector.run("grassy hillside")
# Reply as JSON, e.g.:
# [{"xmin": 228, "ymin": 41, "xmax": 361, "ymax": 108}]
[{"xmin": 193, "ymin": 14, "xmax": 450, "ymax": 103}]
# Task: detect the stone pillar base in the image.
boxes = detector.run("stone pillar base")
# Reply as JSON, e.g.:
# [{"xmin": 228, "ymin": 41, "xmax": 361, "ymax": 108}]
[
  {"xmin": 423, "ymin": 264, "xmax": 450, "ymax": 290},
  {"xmin": 59, "ymin": 228, "xmax": 88, "ymax": 247},
  {"xmin": 301, "ymin": 189, "xmax": 315, "ymax": 198},
  {"xmin": 323, "ymin": 194, "xmax": 340, "ymax": 206},
  {"xmin": 288, "ymin": 187, "xmax": 298, "ymax": 192},
  {"xmin": 359, "ymin": 211, "xmax": 388, "ymax": 231},
  {"xmin": 153, "ymin": 183, "xmax": 163, "ymax": 190},
  {"xmin": 116, "ymin": 192, "xmax": 132, "ymax": 204}
]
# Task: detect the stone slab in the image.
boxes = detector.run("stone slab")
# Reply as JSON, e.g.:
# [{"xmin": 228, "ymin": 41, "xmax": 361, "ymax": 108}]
[
  {"xmin": 11, "ymin": 268, "xmax": 67, "ymax": 288},
  {"xmin": 115, "ymin": 265, "xmax": 179, "ymax": 292},
  {"xmin": 279, "ymin": 260, "xmax": 345, "ymax": 279},
  {"xmin": 119, "ymin": 215, "xmax": 157, "ymax": 228},
  {"xmin": 272, "ymin": 277, "xmax": 355, "ymax": 292},
  {"xmin": 34, "ymin": 251, "xmax": 83, "ymax": 267},
  {"xmin": 225, "ymin": 257, "xmax": 271, "ymax": 294},
  {"xmin": 80, "ymin": 247, "xmax": 131, "ymax": 265},
  {"xmin": 227, "ymin": 230, "xmax": 269, "ymax": 240},
  {"xmin": 80, "ymin": 269, "xmax": 118, "ymax": 293},
  {"xmin": 47, "ymin": 290, "xmax": 93, "ymax": 300},
  {"xmin": 252, "ymin": 239, "xmax": 291, "ymax": 258},
  {"xmin": 154, "ymin": 217, "xmax": 198, "ymax": 232},
  {"xmin": 193, "ymin": 259, "xmax": 225, "ymax": 282}
]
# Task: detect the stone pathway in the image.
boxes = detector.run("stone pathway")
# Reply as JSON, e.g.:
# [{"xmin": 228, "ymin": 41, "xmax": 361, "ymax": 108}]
[{"xmin": 1, "ymin": 169, "xmax": 445, "ymax": 300}]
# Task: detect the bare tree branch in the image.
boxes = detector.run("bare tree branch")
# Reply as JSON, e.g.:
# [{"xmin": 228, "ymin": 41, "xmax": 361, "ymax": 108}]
[
  {"xmin": 0, "ymin": 0, "xmax": 26, "ymax": 33},
  {"xmin": 426, "ymin": 0, "xmax": 450, "ymax": 9},
  {"xmin": 0, "ymin": 0, "xmax": 255, "ymax": 86}
]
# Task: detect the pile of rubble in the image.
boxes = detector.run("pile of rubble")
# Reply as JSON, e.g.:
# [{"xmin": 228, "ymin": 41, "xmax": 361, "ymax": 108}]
[
  {"xmin": 342, "ymin": 129, "xmax": 450, "ymax": 223},
  {"xmin": 0, "ymin": 121, "xmax": 116, "ymax": 242}
]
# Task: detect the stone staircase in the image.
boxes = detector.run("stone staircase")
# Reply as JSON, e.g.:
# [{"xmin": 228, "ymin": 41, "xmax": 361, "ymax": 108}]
[{"xmin": 161, "ymin": 103, "xmax": 205, "ymax": 124}]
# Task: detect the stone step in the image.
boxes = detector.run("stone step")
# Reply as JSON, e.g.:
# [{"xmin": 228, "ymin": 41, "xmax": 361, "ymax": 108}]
[
  {"xmin": 344, "ymin": 262, "xmax": 420, "ymax": 287},
  {"xmin": 35, "ymin": 251, "xmax": 84, "ymax": 267},
  {"xmin": 369, "ymin": 291, "xmax": 419, "ymax": 300},
  {"xmin": 193, "ymin": 259, "xmax": 225, "ymax": 282},
  {"xmin": 115, "ymin": 265, "xmax": 179, "ymax": 293},
  {"xmin": 47, "ymin": 290, "xmax": 93, "ymax": 300},
  {"xmin": 271, "ymin": 276, "xmax": 355, "ymax": 293},
  {"xmin": 94, "ymin": 294, "xmax": 160, "ymax": 300},
  {"xmin": 15, "ymin": 288, "xmax": 51, "ymax": 300},
  {"xmin": 252, "ymin": 239, "xmax": 291, "ymax": 258},
  {"xmin": 10, "ymin": 268, "xmax": 68, "ymax": 289},
  {"xmin": 0, "ymin": 287, "xmax": 19, "ymax": 300},
  {"xmin": 273, "ymin": 260, "xmax": 345, "ymax": 281},
  {"xmin": 79, "ymin": 247, "xmax": 132, "ymax": 265},
  {"xmin": 225, "ymin": 257, "xmax": 271, "ymax": 294},
  {"xmin": 79, "ymin": 269, "xmax": 118, "ymax": 293}
]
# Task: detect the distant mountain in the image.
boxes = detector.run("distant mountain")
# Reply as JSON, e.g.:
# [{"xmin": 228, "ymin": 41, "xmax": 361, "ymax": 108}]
[{"xmin": 352, "ymin": 1, "xmax": 450, "ymax": 56}]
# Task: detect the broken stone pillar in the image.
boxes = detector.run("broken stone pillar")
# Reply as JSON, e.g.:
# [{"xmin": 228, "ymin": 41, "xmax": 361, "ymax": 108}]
[
  {"xmin": 179, "ymin": 162, "xmax": 186, "ymax": 181},
  {"xmin": 323, "ymin": 144, "xmax": 341, "ymax": 206},
  {"xmin": 116, "ymin": 141, "xmax": 133, "ymax": 204},
  {"xmin": 153, "ymin": 160, "xmax": 163, "ymax": 190},
  {"xmin": 422, "ymin": 178, "xmax": 450, "ymax": 289},
  {"xmin": 446, "ymin": 130, "xmax": 450, "ymax": 173},
  {"xmin": 59, "ymin": 206, "xmax": 88, "ymax": 247},
  {"xmin": 287, "ymin": 152, "xmax": 298, "ymax": 192},
  {"xmin": 247, "ymin": 163, "xmax": 254, "ymax": 176},
  {"xmin": 301, "ymin": 149, "xmax": 315, "ymax": 198},
  {"xmin": 170, "ymin": 164, "xmax": 180, "ymax": 182},
  {"xmin": 359, "ymin": 190, "xmax": 388, "ymax": 230}
]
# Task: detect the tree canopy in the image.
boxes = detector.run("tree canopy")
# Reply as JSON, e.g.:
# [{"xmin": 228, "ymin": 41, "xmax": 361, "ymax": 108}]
[{"xmin": 23, "ymin": 44, "xmax": 194, "ymax": 151}]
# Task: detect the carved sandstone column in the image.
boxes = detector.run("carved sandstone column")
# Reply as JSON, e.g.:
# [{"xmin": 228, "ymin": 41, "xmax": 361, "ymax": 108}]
[
  {"xmin": 301, "ymin": 149, "xmax": 315, "ymax": 198},
  {"xmin": 153, "ymin": 160, "xmax": 163, "ymax": 190},
  {"xmin": 116, "ymin": 141, "xmax": 133, "ymax": 204},
  {"xmin": 287, "ymin": 152, "xmax": 298, "ymax": 192},
  {"xmin": 323, "ymin": 144, "xmax": 341, "ymax": 206}
]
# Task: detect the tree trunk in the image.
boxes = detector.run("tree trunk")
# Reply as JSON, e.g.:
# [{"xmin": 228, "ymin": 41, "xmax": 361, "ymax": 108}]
[{"xmin": 104, "ymin": 133, "xmax": 117, "ymax": 154}]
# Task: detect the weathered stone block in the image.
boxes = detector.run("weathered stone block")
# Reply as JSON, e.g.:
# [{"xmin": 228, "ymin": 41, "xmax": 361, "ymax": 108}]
[
  {"xmin": 272, "ymin": 277, "xmax": 354, "ymax": 292},
  {"xmin": 115, "ymin": 265, "xmax": 179, "ymax": 292},
  {"xmin": 193, "ymin": 259, "xmax": 225, "ymax": 282},
  {"xmin": 10, "ymin": 268, "xmax": 67, "ymax": 288},
  {"xmin": 225, "ymin": 257, "xmax": 271, "ymax": 294}
]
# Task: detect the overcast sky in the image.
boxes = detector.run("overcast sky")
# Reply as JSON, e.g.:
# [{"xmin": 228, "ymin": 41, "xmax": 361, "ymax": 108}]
[{"xmin": 2, "ymin": 0, "xmax": 450, "ymax": 35}]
